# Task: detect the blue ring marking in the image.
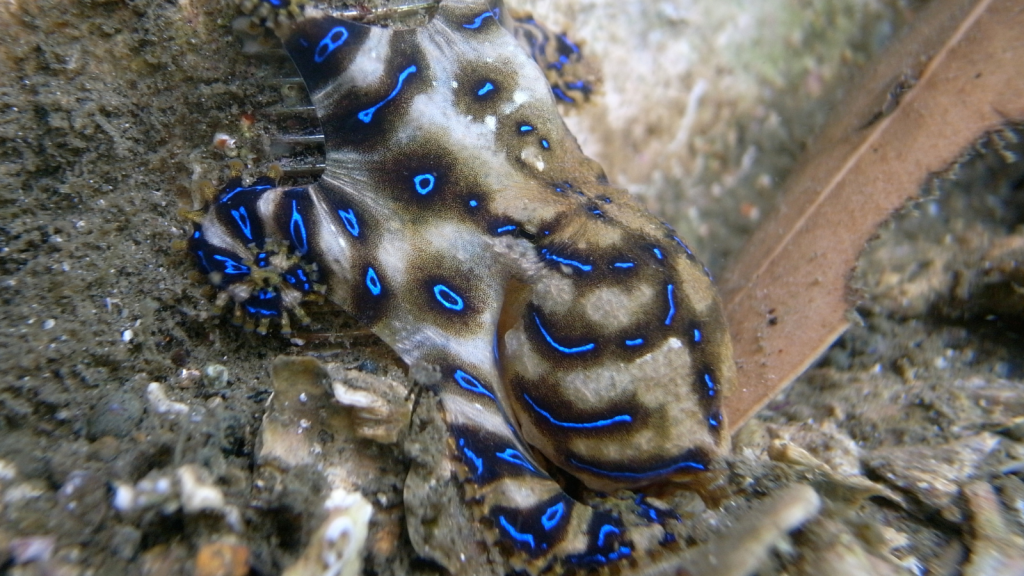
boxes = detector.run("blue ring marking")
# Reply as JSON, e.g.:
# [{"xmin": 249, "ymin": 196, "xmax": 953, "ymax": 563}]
[
  {"xmin": 358, "ymin": 65, "xmax": 417, "ymax": 123},
  {"xmin": 597, "ymin": 524, "xmax": 620, "ymax": 548},
  {"xmin": 462, "ymin": 446, "xmax": 484, "ymax": 476},
  {"xmin": 495, "ymin": 448, "xmax": 537, "ymax": 472},
  {"xmin": 652, "ymin": 247, "xmax": 664, "ymax": 259},
  {"xmin": 495, "ymin": 224, "xmax": 517, "ymax": 234},
  {"xmin": 704, "ymin": 373, "xmax": 716, "ymax": 396},
  {"xmin": 468, "ymin": 199, "xmax": 479, "ymax": 207},
  {"xmin": 541, "ymin": 502, "xmax": 566, "ymax": 531},
  {"xmin": 219, "ymin": 184, "xmax": 271, "ymax": 204},
  {"xmin": 570, "ymin": 455, "xmax": 707, "ymax": 479},
  {"xmin": 498, "ymin": 516, "xmax": 536, "ymax": 549},
  {"xmin": 433, "ymin": 284, "xmax": 464, "ymax": 311},
  {"xmin": 454, "ymin": 369, "xmax": 494, "ymax": 400},
  {"xmin": 523, "ymin": 393, "xmax": 631, "ymax": 429},
  {"xmin": 315, "ymin": 26, "xmax": 349, "ymax": 63},
  {"xmin": 337, "ymin": 208, "xmax": 360, "ymax": 238},
  {"xmin": 289, "ymin": 200, "xmax": 308, "ymax": 254},
  {"xmin": 477, "ymin": 81, "xmax": 494, "ymax": 96},
  {"xmin": 534, "ymin": 313, "xmax": 595, "ymax": 354},
  {"xmin": 212, "ymin": 255, "xmax": 249, "ymax": 275},
  {"xmin": 542, "ymin": 249, "xmax": 592, "ymax": 272},
  {"xmin": 541, "ymin": 139, "xmax": 550, "ymax": 149},
  {"xmin": 413, "ymin": 173, "xmax": 435, "ymax": 195},
  {"xmin": 463, "ymin": 10, "xmax": 496, "ymax": 29},
  {"xmin": 519, "ymin": 124, "xmax": 534, "ymax": 132},
  {"xmin": 694, "ymin": 329, "xmax": 702, "ymax": 342},
  {"xmin": 551, "ymin": 87, "xmax": 575, "ymax": 103},
  {"xmin": 625, "ymin": 338, "xmax": 644, "ymax": 347},
  {"xmin": 365, "ymin": 267, "xmax": 382, "ymax": 296},
  {"xmin": 665, "ymin": 284, "xmax": 676, "ymax": 326},
  {"xmin": 613, "ymin": 261, "xmax": 635, "ymax": 269},
  {"xmin": 230, "ymin": 207, "xmax": 253, "ymax": 241}
]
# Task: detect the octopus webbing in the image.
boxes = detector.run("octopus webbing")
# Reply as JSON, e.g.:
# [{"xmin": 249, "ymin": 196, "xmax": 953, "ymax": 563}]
[{"xmin": 185, "ymin": 0, "xmax": 737, "ymax": 571}]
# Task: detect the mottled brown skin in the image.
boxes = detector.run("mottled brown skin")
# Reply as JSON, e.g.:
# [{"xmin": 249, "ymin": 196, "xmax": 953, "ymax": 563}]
[{"xmin": 191, "ymin": 0, "xmax": 735, "ymax": 572}]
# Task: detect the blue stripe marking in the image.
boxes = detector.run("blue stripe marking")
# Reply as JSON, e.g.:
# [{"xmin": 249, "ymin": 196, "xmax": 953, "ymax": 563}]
[
  {"xmin": 495, "ymin": 448, "xmax": 536, "ymax": 472},
  {"xmin": 541, "ymin": 139, "xmax": 550, "ymax": 149},
  {"xmin": 519, "ymin": 124, "xmax": 533, "ymax": 132},
  {"xmin": 653, "ymin": 247, "xmax": 663, "ymax": 259},
  {"xmin": 477, "ymin": 81, "xmax": 494, "ymax": 96},
  {"xmin": 694, "ymin": 328, "xmax": 702, "ymax": 342},
  {"xmin": 704, "ymin": 373, "xmax": 716, "ymax": 396},
  {"xmin": 337, "ymin": 208, "xmax": 359, "ymax": 237},
  {"xmin": 613, "ymin": 261, "xmax": 635, "ymax": 269},
  {"xmin": 551, "ymin": 87, "xmax": 574, "ymax": 103},
  {"xmin": 365, "ymin": 267, "xmax": 382, "ymax": 296},
  {"xmin": 314, "ymin": 26, "xmax": 349, "ymax": 63},
  {"xmin": 413, "ymin": 173, "xmax": 435, "ymax": 195},
  {"xmin": 219, "ymin": 185, "xmax": 270, "ymax": 204},
  {"xmin": 230, "ymin": 207, "xmax": 252, "ymax": 241},
  {"xmin": 542, "ymin": 250, "xmax": 592, "ymax": 271},
  {"xmin": 463, "ymin": 10, "xmax": 496, "ymax": 29},
  {"xmin": 463, "ymin": 446, "xmax": 484, "ymax": 476},
  {"xmin": 570, "ymin": 456, "xmax": 706, "ymax": 479},
  {"xmin": 541, "ymin": 502, "xmax": 565, "ymax": 530},
  {"xmin": 358, "ymin": 65, "xmax": 417, "ymax": 123},
  {"xmin": 433, "ymin": 284, "xmax": 464, "ymax": 311},
  {"xmin": 625, "ymin": 338, "xmax": 644, "ymax": 346},
  {"xmin": 212, "ymin": 255, "xmax": 248, "ymax": 275},
  {"xmin": 495, "ymin": 224, "xmax": 517, "ymax": 234},
  {"xmin": 454, "ymin": 369, "xmax": 494, "ymax": 399},
  {"xmin": 468, "ymin": 199, "xmax": 478, "ymax": 207},
  {"xmin": 524, "ymin": 394, "xmax": 631, "ymax": 429},
  {"xmin": 674, "ymin": 235, "xmax": 693, "ymax": 255},
  {"xmin": 498, "ymin": 516, "xmax": 536, "ymax": 549},
  {"xmin": 665, "ymin": 284, "xmax": 675, "ymax": 325},
  {"xmin": 534, "ymin": 313, "xmax": 595, "ymax": 354},
  {"xmin": 289, "ymin": 200, "xmax": 308, "ymax": 254},
  {"xmin": 597, "ymin": 525, "xmax": 620, "ymax": 548}
]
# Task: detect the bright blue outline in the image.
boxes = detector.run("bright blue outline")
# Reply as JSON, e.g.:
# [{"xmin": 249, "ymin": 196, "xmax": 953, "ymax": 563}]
[
  {"xmin": 463, "ymin": 10, "xmax": 496, "ymax": 29},
  {"xmin": 219, "ymin": 184, "xmax": 270, "ymax": 204},
  {"xmin": 533, "ymin": 313, "xmax": 595, "ymax": 354},
  {"xmin": 212, "ymin": 255, "xmax": 248, "ymax": 275},
  {"xmin": 495, "ymin": 448, "xmax": 536, "ymax": 472},
  {"xmin": 541, "ymin": 502, "xmax": 565, "ymax": 531},
  {"xmin": 463, "ymin": 446, "xmax": 484, "ymax": 476},
  {"xmin": 315, "ymin": 26, "xmax": 349, "ymax": 63},
  {"xmin": 570, "ymin": 456, "xmax": 706, "ymax": 480},
  {"xmin": 597, "ymin": 525, "xmax": 620, "ymax": 548},
  {"xmin": 498, "ymin": 516, "xmax": 536, "ymax": 549},
  {"xmin": 523, "ymin": 394, "xmax": 631, "ymax": 429},
  {"xmin": 454, "ymin": 369, "xmax": 494, "ymax": 400},
  {"xmin": 358, "ymin": 65, "xmax": 417, "ymax": 123},
  {"xmin": 413, "ymin": 173, "xmax": 435, "ymax": 195},
  {"xmin": 289, "ymin": 200, "xmax": 308, "ymax": 254},
  {"xmin": 543, "ymin": 251, "xmax": 592, "ymax": 272},
  {"xmin": 665, "ymin": 284, "xmax": 675, "ymax": 325},
  {"xmin": 365, "ymin": 267, "xmax": 382, "ymax": 296},
  {"xmin": 337, "ymin": 208, "xmax": 359, "ymax": 237},
  {"xmin": 433, "ymin": 284, "xmax": 464, "ymax": 311},
  {"xmin": 230, "ymin": 206, "xmax": 253, "ymax": 241}
]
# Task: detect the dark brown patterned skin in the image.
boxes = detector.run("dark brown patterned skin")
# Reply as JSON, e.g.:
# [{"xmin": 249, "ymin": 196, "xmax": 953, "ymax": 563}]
[{"xmin": 188, "ymin": 0, "xmax": 736, "ymax": 572}]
